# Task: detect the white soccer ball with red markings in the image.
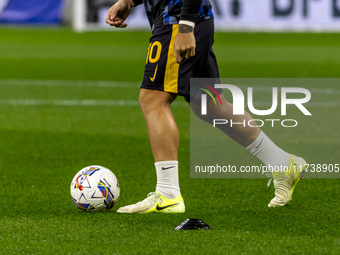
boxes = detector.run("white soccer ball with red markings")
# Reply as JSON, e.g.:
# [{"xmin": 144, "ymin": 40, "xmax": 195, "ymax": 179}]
[{"xmin": 70, "ymin": 165, "xmax": 120, "ymax": 211}]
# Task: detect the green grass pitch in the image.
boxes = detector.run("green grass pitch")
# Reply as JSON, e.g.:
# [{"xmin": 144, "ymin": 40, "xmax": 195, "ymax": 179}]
[{"xmin": 0, "ymin": 27, "xmax": 339, "ymax": 254}]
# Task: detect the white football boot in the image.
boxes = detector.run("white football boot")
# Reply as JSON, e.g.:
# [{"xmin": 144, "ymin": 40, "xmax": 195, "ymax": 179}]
[
  {"xmin": 268, "ymin": 155, "xmax": 307, "ymax": 207},
  {"xmin": 117, "ymin": 191, "xmax": 185, "ymax": 214}
]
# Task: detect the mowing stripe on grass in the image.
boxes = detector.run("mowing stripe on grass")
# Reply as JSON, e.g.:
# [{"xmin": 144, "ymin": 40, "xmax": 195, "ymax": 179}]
[
  {"xmin": 0, "ymin": 99, "xmax": 337, "ymax": 108},
  {"xmin": 0, "ymin": 79, "xmax": 340, "ymax": 95}
]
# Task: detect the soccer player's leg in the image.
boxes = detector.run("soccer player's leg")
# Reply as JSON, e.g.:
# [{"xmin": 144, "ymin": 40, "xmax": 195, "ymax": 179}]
[
  {"xmin": 190, "ymin": 93, "xmax": 307, "ymax": 207},
  {"xmin": 117, "ymin": 90, "xmax": 185, "ymax": 214},
  {"xmin": 117, "ymin": 25, "xmax": 185, "ymax": 214},
  {"xmin": 187, "ymin": 19, "xmax": 306, "ymax": 206}
]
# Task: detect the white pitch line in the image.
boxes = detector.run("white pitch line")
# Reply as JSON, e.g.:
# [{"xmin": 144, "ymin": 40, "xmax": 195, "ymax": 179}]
[
  {"xmin": 0, "ymin": 99, "xmax": 337, "ymax": 108},
  {"xmin": 0, "ymin": 99, "xmax": 188, "ymax": 107},
  {"xmin": 0, "ymin": 79, "xmax": 140, "ymax": 88},
  {"xmin": 0, "ymin": 99, "xmax": 140, "ymax": 106}
]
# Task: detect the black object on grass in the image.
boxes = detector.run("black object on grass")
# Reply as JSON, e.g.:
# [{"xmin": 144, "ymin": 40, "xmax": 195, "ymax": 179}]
[{"xmin": 174, "ymin": 218, "xmax": 210, "ymax": 230}]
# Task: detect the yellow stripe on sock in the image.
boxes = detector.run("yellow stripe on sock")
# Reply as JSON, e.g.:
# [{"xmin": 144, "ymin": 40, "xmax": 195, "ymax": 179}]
[{"xmin": 164, "ymin": 25, "xmax": 180, "ymax": 93}]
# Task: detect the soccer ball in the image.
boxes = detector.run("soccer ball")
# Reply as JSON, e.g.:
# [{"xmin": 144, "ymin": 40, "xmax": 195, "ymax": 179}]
[{"xmin": 70, "ymin": 165, "xmax": 120, "ymax": 211}]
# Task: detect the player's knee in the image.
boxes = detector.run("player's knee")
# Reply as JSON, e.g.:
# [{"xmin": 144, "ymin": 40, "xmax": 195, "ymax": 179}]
[
  {"xmin": 190, "ymin": 93, "xmax": 233, "ymax": 122},
  {"xmin": 208, "ymin": 95, "xmax": 232, "ymax": 116},
  {"xmin": 139, "ymin": 89, "xmax": 172, "ymax": 113},
  {"xmin": 138, "ymin": 92, "xmax": 152, "ymax": 111},
  {"xmin": 189, "ymin": 100, "xmax": 214, "ymax": 122}
]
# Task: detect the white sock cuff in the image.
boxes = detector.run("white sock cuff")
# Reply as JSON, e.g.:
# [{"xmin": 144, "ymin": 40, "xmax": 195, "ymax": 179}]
[
  {"xmin": 245, "ymin": 131, "xmax": 265, "ymax": 152},
  {"xmin": 155, "ymin": 161, "xmax": 178, "ymax": 167},
  {"xmin": 245, "ymin": 131, "xmax": 290, "ymax": 171}
]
